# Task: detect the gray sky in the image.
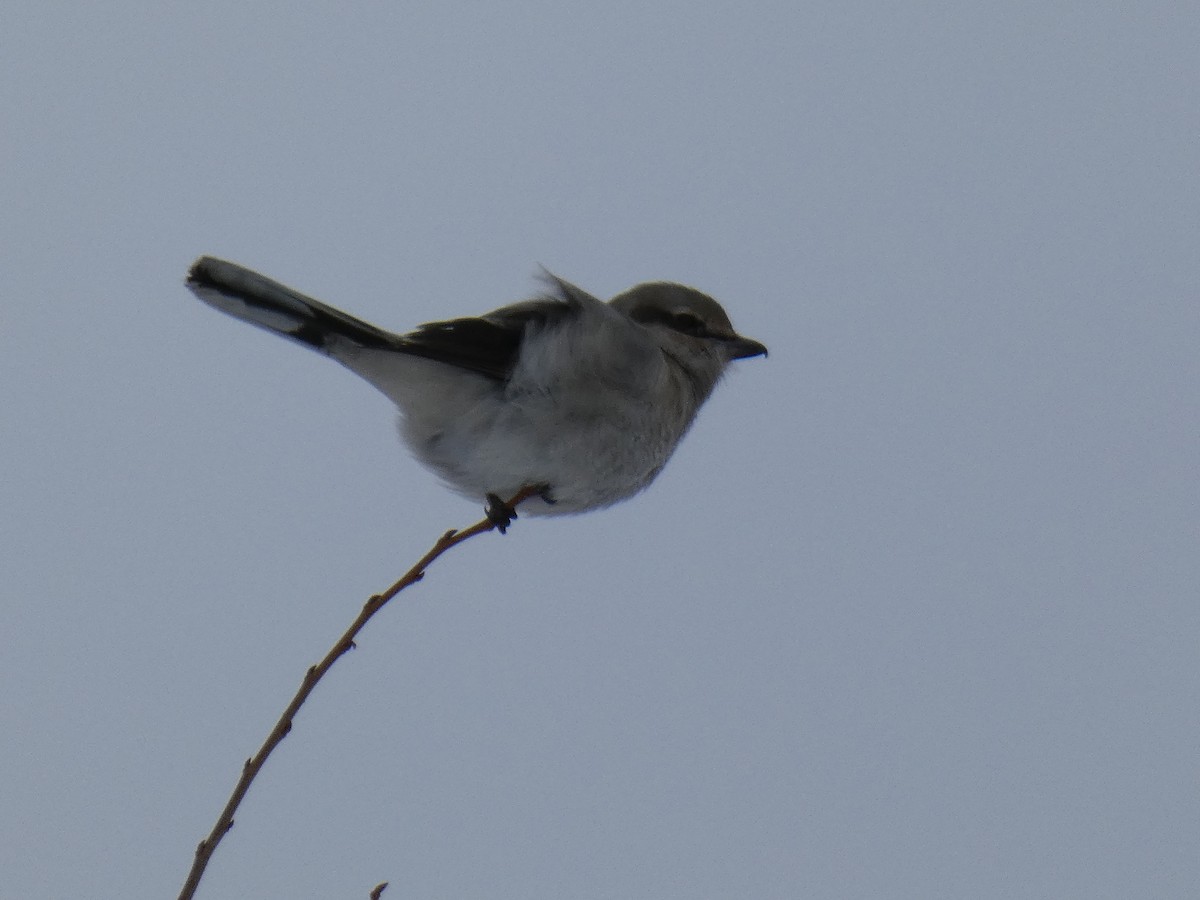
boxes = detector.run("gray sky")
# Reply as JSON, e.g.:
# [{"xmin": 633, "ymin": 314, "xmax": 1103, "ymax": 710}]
[{"xmin": 3, "ymin": 2, "xmax": 1197, "ymax": 898}]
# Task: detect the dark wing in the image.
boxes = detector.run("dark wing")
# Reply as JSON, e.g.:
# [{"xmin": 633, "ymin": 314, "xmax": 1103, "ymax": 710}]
[{"xmin": 399, "ymin": 293, "xmax": 579, "ymax": 381}]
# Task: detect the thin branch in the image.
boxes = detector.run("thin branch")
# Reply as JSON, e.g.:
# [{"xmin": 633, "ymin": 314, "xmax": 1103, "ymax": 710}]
[{"xmin": 177, "ymin": 488, "xmax": 540, "ymax": 900}]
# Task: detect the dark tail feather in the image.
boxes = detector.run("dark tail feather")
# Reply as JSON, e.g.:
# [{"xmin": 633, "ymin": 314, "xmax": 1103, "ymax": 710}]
[{"xmin": 185, "ymin": 257, "xmax": 400, "ymax": 353}]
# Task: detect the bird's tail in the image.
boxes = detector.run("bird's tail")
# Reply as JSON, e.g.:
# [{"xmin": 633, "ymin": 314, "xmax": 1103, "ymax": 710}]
[{"xmin": 185, "ymin": 256, "xmax": 401, "ymax": 354}]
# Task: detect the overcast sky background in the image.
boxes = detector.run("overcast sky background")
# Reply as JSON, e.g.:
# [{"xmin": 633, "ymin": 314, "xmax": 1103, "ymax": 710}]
[{"xmin": 2, "ymin": 2, "xmax": 1197, "ymax": 898}]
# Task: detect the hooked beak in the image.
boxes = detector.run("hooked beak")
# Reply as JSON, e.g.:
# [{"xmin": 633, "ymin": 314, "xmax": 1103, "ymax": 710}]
[{"xmin": 725, "ymin": 334, "xmax": 768, "ymax": 360}]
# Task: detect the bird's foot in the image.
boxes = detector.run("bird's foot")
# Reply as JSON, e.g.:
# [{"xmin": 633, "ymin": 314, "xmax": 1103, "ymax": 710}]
[
  {"xmin": 484, "ymin": 485, "xmax": 555, "ymax": 533},
  {"xmin": 485, "ymin": 493, "xmax": 518, "ymax": 534}
]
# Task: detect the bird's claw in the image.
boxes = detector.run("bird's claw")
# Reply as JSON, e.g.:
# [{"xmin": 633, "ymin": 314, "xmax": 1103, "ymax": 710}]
[
  {"xmin": 485, "ymin": 493, "xmax": 518, "ymax": 534},
  {"xmin": 485, "ymin": 484, "xmax": 555, "ymax": 532}
]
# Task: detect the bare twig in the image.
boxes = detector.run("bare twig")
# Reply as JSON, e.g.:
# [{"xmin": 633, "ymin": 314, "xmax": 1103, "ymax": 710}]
[{"xmin": 177, "ymin": 488, "xmax": 540, "ymax": 900}]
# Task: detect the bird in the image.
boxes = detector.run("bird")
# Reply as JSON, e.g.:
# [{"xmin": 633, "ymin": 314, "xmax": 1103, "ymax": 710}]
[{"xmin": 185, "ymin": 257, "xmax": 766, "ymax": 529}]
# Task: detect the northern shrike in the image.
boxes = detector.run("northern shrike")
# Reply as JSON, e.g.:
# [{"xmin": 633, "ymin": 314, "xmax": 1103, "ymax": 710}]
[{"xmin": 186, "ymin": 257, "xmax": 766, "ymax": 528}]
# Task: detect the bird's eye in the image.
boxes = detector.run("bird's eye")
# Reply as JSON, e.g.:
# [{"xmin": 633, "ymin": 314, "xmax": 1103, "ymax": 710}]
[{"xmin": 668, "ymin": 312, "xmax": 708, "ymax": 337}]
